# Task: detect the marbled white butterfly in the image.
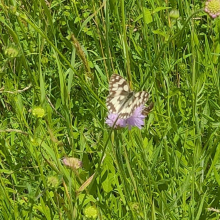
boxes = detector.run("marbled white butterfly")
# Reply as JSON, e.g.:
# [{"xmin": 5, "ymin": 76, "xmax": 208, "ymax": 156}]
[{"xmin": 106, "ymin": 74, "xmax": 149, "ymax": 119}]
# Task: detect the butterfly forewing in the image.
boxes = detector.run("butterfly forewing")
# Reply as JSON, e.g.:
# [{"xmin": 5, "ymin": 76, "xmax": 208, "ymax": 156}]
[
  {"xmin": 107, "ymin": 74, "xmax": 130, "ymax": 96},
  {"xmin": 106, "ymin": 74, "xmax": 149, "ymax": 119},
  {"xmin": 107, "ymin": 74, "xmax": 130, "ymax": 114}
]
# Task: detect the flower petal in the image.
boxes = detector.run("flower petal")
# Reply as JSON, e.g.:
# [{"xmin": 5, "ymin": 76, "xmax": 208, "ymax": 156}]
[
  {"xmin": 105, "ymin": 113, "xmax": 126, "ymax": 128},
  {"xmin": 126, "ymin": 105, "xmax": 146, "ymax": 129}
]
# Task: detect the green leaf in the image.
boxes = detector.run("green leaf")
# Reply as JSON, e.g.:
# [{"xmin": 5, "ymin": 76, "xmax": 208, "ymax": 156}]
[
  {"xmin": 152, "ymin": 29, "xmax": 169, "ymax": 40},
  {"xmin": 153, "ymin": 7, "xmax": 171, "ymax": 13},
  {"xmin": 102, "ymin": 173, "xmax": 114, "ymax": 193},
  {"xmin": 143, "ymin": 8, "xmax": 153, "ymax": 24}
]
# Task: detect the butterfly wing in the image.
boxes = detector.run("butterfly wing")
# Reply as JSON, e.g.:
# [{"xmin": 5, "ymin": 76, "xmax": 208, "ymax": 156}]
[
  {"xmin": 106, "ymin": 74, "xmax": 130, "ymax": 115},
  {"xmin": 142, "ymin": 102, "xmax": 154, "ymax": 116},
  {"xmin": 119, "ymin": 91, "xmax": 149, "ymax": 119},
  {"xmin": 106, "ymin": 74, "xmax": 149, "ymax": 119}
]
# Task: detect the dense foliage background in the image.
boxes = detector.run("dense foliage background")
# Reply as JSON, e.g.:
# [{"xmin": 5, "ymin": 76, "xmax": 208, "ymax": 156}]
[{"xmin": 1, "ymin": 0, "xmax": 220, "ymax": 219}]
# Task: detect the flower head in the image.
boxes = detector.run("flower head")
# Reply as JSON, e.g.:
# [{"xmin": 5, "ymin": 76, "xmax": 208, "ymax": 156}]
[
  {"xmin": 105, "ymin": 105, "xmax": 148, "ymax": 130},
  {"xmin": 105, "ymin": 113, "xmax": 126, "ymax": 128},
  {"xmin": 84, "ymin": 206, "xmax": 98, "ymax": 219},
  {"xmin": 32, "ymin": 107, "xmax": 45, "ymax": 118},
  {"xmin": 205, "ymin": 0, "xmax": 220, "ymax": 18},
  {"xmin": 4, "ymin": 45, "xmax": 20, "ymax": 58},
  {"xmin": 47, "ymin": 175, "xmax": 62, "ymax": 188},
  {"xmin": 126, "ymin": 106, "xmax": 146, "ymax": 129},
  {"xmin": 62, "ymin": 157, "xmax": 82, "ymax": 170},
  {"xmin": 169, "ymin": 9, "xmax": 180, "ymax": 19}
]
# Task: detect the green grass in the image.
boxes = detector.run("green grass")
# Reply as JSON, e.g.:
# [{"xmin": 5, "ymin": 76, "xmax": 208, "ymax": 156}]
[{"xmin": 1, "ymin": 0, "xmax": 220, "ymax": 219}]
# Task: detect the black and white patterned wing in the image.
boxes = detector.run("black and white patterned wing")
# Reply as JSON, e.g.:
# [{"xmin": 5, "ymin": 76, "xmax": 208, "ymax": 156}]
[
  {"xmin": 106, "ymin": 74, "xmax": 130, "ymax": 115},
  {"xmin": 106, "ymin": 74, "xmax": 149, "ymax": 119},
  {"xmin": 119, "ymin": 91, "xmax": 149, "ymax": 119}
]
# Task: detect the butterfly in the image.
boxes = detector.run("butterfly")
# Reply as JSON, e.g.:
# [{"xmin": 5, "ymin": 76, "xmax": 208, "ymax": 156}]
[{"xmin": 106, "ymin": 74, "xmax": 149, "ymax": 119}]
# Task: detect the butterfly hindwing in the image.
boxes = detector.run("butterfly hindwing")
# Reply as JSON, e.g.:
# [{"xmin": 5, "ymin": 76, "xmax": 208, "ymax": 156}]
[
  {"xmin": 106, "ymin": 74, "xmax": 149, "ymax": 119},
  {"xmin": 119, "ymin": 91, "xmax": 149, "ymax": 118}
]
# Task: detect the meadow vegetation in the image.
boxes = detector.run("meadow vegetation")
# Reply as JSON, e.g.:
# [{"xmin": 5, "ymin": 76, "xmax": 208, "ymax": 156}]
[{"xmin": 1, "ymin": 0, "xmax": 220, "ymax": 219}]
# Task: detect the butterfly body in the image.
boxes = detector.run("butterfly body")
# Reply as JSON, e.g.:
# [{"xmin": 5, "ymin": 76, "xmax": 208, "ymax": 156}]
[{"xmin": 106, "ymin": 74, "xmax": 149, "ymax": 119}]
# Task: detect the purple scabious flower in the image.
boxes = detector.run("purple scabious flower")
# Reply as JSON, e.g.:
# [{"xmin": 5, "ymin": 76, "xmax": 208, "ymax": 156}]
[
  {"xmin": 105, "ymin": 105, "xmax": 146, "ymax": 130},
  {"xmin": 126, "ymin": 106, "xmax": 146, "ymax": 129},
  {"xmin": 205, "ymin": 0, "xmax": 220, "ymax": 18},
  {"xmin": 105, "ymin": 113, "xmax": 127, "ymax": 128}
]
